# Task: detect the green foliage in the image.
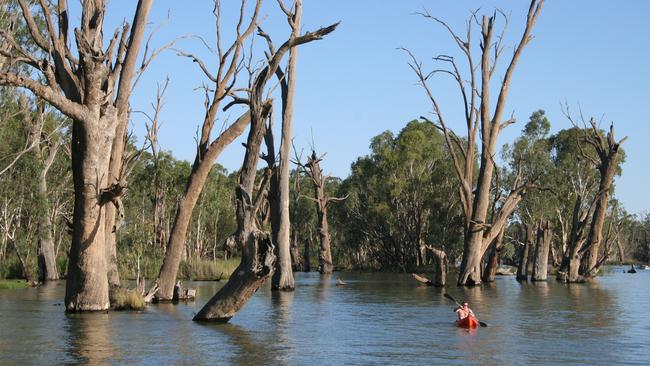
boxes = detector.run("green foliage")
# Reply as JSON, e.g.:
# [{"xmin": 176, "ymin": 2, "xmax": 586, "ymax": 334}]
[
  {"xmin": 0, "ymin": 279, "xmax": 29, "ymax": 289},
  {"xmin": 332, "ymin": 120, "xmax": 464, "ymax": 271}
]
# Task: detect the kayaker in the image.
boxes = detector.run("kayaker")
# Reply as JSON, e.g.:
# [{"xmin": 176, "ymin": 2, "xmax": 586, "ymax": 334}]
[{"xmin": 455, "ymin": 302, "xmax": 475, "ymax": 320}]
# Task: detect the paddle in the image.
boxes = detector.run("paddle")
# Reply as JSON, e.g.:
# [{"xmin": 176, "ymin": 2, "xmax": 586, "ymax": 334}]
[{"xmin": 444, "ymin": 293, "xmax": 488, "ymax": 328}]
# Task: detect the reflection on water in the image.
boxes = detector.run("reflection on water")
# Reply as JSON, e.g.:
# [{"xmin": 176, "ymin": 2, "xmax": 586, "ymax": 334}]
[
  {"xmin": 66, "ymin": 313, "xmax": 117, "ymax": 365},
  {"xmin": 0, "ymin": 268, "xmax": 649, "ymax": 365}
]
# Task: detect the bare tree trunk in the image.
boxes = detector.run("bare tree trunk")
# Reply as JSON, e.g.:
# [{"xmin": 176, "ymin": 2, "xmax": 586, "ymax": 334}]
[
  {"xmin": 155, "ymin": 113, "xmax": 251, "ymax": 300},
  {"xmin": 428, "ymin": 246, "xmax": 447, "ymax": 286},
  {"xmin": 1, "ymin": 0, "xmax": 154, "ymax": 311},
  {"xmin": 270, "ymin": 0, "xmax": 302, "ymax": 291},
  {"xmin": 300, "ymin": 151, "xmax": 344, "ymax": 274},
  {"xmin": 517, "ymin": 224, "xmax": 533, "ymax": 281},
  {"xmin": 153, "ymin": 1, "xmax": 264, "ymax": 300},
  {"xmin": 65, "ymin": 116, "xmax": 116, "ymax": 311},
  {"xmin": 193, "ymin": 15, "xmax": 338, "ymax": 321},
  {"xmin": 37, "ymin": 146, "xmax": 59, "ymax": 282},
  {"xmin": 532, "ymin": 220, "xmax": 551, "ymax": 281},
  {"xmin": 303, "ymin": 232, "xmax": 312, "ymax": 272},
  {"xmin": 482, "ymin": 228, "xmax": 505, "ymax": 283}
]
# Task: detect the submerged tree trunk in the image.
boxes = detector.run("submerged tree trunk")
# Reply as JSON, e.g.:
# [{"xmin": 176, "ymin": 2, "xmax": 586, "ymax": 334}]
[
  {"xmin": 155, "ymin": 113, "xmax": 251, "ymax": 300},
  {"xmin": 517, "ymin": 224, "xmax": 533, "ymax": 281},
  {"xmin": 36, "ymin": 147, "xmax": 59, "ymax": 282},
  {"xmin": 482, "ymin": 228, "xmax": 505, "ymax": 283},
  {"xmin": 65, "ymin": 115, "xmax": 117, "ymax": 311},
  {"xmin": 1, "ymin": 0, "xmax": 154, "ymax": 311},
  {"xmin": 153, "ymin": 1, "xmax": 263, "ymax": 300},
  {"xmin": 193, "ymin": 15, "xmax": 338, "ymax": 321},
  {"xmin": 428, "ymin": 246, "xmax": 447, "ymax": 286},
  {"xmin": 270, "ymin": 0, "xmax": 302, "ymax": 291},
  {"xmin": 300, "ymin": 151, "xmax": 345, "ymax": 274},
  {"xmin": 531, "ymin": 220, "xmax": 551, "ymax": 281}
]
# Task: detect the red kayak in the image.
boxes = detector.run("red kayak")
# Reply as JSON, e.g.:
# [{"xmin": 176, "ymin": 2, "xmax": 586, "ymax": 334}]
[{"xmin": 456, "ymin": 315, "xmax": 479, "ymax": 329}]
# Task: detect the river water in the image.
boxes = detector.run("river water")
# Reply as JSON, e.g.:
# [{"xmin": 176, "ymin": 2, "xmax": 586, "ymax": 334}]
[{"xmin": 0, "ymin": 268, "xmax": 648, "ymax": 365}]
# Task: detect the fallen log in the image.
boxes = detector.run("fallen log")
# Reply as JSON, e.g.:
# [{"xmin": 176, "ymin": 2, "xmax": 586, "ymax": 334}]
[{"xmin": 411, "ymin": 273, "xmax": 434, "ymax": 286}]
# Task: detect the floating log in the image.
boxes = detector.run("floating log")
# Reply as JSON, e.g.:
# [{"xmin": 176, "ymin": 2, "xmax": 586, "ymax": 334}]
[{"xmin": 411, "ymin": 273, "xmax": 433, "ymax": 286}]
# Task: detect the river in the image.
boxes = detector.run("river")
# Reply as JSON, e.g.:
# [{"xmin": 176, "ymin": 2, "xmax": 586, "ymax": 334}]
[{"xmin": 0, "ymin": 267, "xmax": 648, "ymax": 365}]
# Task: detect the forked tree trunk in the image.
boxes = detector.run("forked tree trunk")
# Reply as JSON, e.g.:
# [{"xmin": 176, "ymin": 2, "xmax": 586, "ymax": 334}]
[
  {"xmin": 531, "ymin": 220, "xmax": 551, "ymax": 281},
  {"xmin": 516, "ymin": 224, "xmax": 533, "ymax": 281}
]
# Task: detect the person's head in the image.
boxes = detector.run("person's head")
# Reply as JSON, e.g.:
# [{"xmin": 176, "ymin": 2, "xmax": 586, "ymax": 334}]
[{"xmin": 462, "ymin": 302, "xmax": 468, "ymax": 309}]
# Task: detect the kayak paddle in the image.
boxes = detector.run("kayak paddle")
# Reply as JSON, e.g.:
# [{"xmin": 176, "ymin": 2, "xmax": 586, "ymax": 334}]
[{"xmin": 444, "ymin": 292, "xmax": 488, "ymax": 328}]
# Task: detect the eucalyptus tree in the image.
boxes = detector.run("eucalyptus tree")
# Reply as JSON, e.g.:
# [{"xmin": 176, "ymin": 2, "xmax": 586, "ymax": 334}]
[
  {"xmin": 336, "ymin": 120, "xmax": 463, "ymax": 273},
  {"xmin": 0, "ymin": 0, "xmax": 154, "ymax": 311},
  {"xmin": 405, "ymin": 0, "xmax": 544, "ymax": 285}
]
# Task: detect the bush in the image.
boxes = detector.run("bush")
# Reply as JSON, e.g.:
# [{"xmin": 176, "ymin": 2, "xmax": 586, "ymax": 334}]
[
  {"xmin": 111, "ymin": 287, "xmax": 146, "ymax": 311},
  {"xmin": 178, "ymin": 258, "xmax": 240, "ymax": 281},
  {"xmin": 0, "ymin": 279, "xmax": 29, "ymax": 289}
]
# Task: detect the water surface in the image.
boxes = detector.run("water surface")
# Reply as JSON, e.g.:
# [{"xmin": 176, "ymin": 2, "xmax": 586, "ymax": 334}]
[{"xmin": 1, "ymin": 268, "xmax": 648, "ymax": 365}]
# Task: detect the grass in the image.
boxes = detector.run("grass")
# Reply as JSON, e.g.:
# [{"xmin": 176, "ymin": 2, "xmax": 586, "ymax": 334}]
[
  {"xmin": 111, "ymin": 287, "xmax": 146, "ymax": 311},
  {"xmin": 0, "ymin": 279, "xmax": 29, "ymax": 289},
  {"xmin": 178, "ymin": 258, "xmax": 240, "ymax": 281}
]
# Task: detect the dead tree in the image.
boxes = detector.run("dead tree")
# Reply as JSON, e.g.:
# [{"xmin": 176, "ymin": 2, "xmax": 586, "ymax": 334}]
[
  {"xmin": 268, "ymin": 0, "xmax": 304, "ymax": 291},
  {"xmin": 531, "ymin": 219, "xmax": 551, "ymax": 281},
  {"xmin": 0, "ymin": 0, "xmax": 154, "ymax": 311},
  {"xmin": 297, "ymin": 150, "xmax": 347, "ymax": 274},
  {"xmin": 193, "ymin": 15, "xmax": 338, "ymax": 322},
  {"xmin": 141, "ymin": 79, "xmax": 168, "ymax": 251},
  {"xmin": 405, "ymin": 0, "xmax": 544, "ymax": 285},
  {"xmin": 154, "ymin": 0, "xmax": 262, "ymax": 301}
]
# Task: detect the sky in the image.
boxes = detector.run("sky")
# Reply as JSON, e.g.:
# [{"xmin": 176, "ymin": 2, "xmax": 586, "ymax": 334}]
[{"xmin": 95, "ymin": 1, "xmax": 649, "ymax": 214}]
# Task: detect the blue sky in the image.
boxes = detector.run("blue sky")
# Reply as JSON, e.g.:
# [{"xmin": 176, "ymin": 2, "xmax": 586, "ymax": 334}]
[{"xmin": 97, "ymin": 1, "xmax": 649, "ymax": 214}]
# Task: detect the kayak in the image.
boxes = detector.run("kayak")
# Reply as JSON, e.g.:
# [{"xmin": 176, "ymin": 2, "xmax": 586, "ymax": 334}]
[{"xmin": 456, "ymin": 315, "xmax": 479, "ymax": 329}]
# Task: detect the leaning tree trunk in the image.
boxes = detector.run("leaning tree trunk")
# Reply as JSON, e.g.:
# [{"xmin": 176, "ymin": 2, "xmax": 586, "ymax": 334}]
[
  {"xmin": 531, "ymin": 220, "xmax": 551, "ymax": 281},
  {"xmin": 193, "ymin": 102, "xmax": 275, "ymax": 321},
  {"xmin": 516, "ymin": 224, "xmax": 533, "ymax": 282},
  {"xmin": 155, "ymin": 113, "xmax": 250, "ymax": 300}
]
